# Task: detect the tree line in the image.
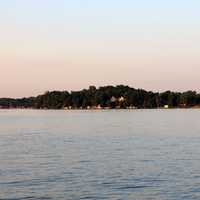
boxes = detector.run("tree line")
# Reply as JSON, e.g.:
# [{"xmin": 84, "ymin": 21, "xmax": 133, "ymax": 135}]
[{"xmin": 0, "ymin": 85, "xmax": 200, "ymax": 109}]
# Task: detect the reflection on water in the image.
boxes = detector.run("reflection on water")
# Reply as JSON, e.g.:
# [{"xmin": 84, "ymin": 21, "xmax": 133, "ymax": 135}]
[{"xmin": 0, "ymin": 109, "xmax": 200, "ymax": 199}]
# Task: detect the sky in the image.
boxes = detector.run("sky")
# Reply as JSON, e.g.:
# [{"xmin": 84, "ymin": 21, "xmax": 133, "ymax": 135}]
[{"xmin": 0, "ymin": 0, "xmax": 200, "ymax": 97}]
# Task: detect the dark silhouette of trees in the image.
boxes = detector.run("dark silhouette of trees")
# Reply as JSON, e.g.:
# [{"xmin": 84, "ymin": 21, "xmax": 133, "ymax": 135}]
[{"xmin": 0, "ymin": 85, "xmax": 200, "ymax": 109}]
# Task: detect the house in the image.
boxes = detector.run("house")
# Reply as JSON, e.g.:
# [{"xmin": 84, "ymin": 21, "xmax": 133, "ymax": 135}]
[
  {"xmin": 96, "ymin": 104, "xmax": 102, "ymax": 109},
  {"xmin": 118, "ymin": 96, "xmax": 125, "ymax": 102},
  {"xmin": 110, "ymin": 96, "xmax": 117, "ymax": 102},
  {"xmin": 164, "ymin": 105, "xmax": 169, "ymax": 109},
  {"xmin": 64, "ymin": 106, "xmax": 72, "ymax": 110}
]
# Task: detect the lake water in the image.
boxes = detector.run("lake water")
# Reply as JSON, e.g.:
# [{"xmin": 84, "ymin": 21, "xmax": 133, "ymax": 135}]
[{"xmin": 0, "ymin": 109, "xmax": 200, "ymax": 200}]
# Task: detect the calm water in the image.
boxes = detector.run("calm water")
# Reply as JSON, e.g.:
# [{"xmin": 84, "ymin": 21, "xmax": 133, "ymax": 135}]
[{"xmin": 0, "ymin": 109, "xmax": 200, "ymax": 200}]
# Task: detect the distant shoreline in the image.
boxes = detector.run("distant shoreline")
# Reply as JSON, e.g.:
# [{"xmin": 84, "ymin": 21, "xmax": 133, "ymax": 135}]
[
  {"xmin": 1, "ymin": 106, "xmax": 200, "ymax": 111},
  {"xmin": 1, "ymin": 85, "xmax": 200, "ymax": 109}
]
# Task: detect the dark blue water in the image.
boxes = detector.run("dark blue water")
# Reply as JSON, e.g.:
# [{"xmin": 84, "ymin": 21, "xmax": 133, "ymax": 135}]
[{"xmin": 0, "ymin": 109, "xmax": 200, "ymax": 199}]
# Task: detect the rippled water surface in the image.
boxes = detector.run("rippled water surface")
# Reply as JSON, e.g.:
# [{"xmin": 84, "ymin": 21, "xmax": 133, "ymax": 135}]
[{"xmin": 1, "ymin": 109, "xmax": 200, "ymax": 199}]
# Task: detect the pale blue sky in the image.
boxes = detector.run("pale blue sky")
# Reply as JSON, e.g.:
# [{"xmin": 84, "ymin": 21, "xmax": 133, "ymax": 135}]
[{"xmin": 0, "ymin": 0, "xmax": 200, "ymax": 97}]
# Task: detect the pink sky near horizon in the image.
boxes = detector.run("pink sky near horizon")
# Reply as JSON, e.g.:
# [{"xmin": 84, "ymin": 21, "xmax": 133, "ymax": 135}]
[{"xmin": 0, "ymin": 1, "xmax": 200, "ymax": 98}]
